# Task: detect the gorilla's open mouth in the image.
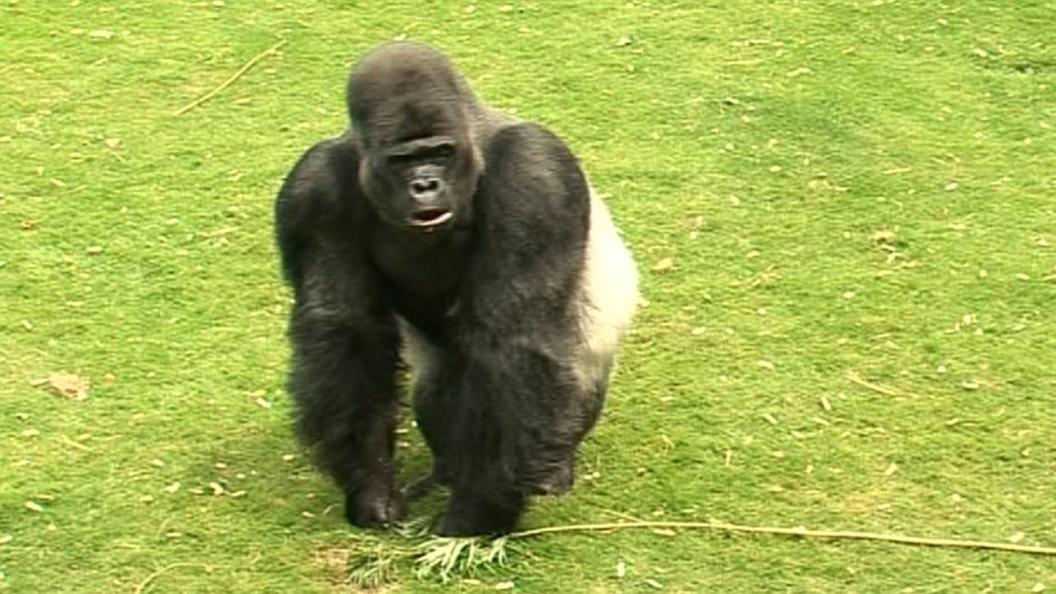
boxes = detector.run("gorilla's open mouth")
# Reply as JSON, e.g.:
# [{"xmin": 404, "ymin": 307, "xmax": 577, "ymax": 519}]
[{"xmin": 408, "ymin": 209, "xmax": 453, "ymax": 229}]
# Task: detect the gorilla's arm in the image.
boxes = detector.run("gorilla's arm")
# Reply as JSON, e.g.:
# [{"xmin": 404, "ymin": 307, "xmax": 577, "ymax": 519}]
[
  {"xmin": 440, "ymin": 123, "xmax": 593, "ymax": 535},
  {"xmin": 275, "ymin": 140, "xmax": 403, "ymax": 527}
]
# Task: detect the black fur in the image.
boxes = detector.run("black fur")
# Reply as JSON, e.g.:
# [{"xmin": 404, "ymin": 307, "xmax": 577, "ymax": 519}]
[{"xmin": 275, "ymin": 42, "xmax": 606, "ymax": 535}]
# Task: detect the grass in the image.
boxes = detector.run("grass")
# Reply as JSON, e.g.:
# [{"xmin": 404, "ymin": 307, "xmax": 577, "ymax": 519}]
[{"xmin": 2, "ymin": 0, "xmax": 1055, "ymax": 592}]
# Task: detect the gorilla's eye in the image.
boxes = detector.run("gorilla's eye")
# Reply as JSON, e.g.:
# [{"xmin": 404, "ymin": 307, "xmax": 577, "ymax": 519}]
[
  {"xmin": 418, "ymin": 144, "xmax": 455, "ymax": 164},
  {"xmin": 385, "ymin": 138, "xmax": 456, "ymax": 167},
  {"xmin": 431, "ymin": 144, "xmax": 456, "ymax": 159},
  {"xmin": 386, "ymin": 153, "xmax": 417, "ymax": 166}
]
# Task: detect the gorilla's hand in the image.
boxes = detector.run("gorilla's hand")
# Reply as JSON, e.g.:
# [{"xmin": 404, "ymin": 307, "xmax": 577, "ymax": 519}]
[{"xmin": 345, "ymin": 480, "xmax": 403, "ymax": 527}]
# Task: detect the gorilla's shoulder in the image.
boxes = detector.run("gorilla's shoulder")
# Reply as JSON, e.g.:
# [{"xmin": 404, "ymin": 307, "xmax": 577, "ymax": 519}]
[
  {"xmin": 276, "ymin": 137, "xmax": 364, "ymax": 227},
  {"xmin": 483, "ymin": 122, "xmax": 586, "ymax": 202},
  {"xmin": 476, "ymin": 122, "xmax": 589, "ymax": 235},
  {"xmin": 487, "ymin": 122, "xmax": 578, "ymax": 166},
  {"xmin": 283, "ymin": 137, "xmax": 360, "ymax": 201}
]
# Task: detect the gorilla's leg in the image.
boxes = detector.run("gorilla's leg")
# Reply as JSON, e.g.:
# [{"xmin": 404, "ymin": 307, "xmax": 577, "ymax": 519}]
[
  {"xmin": 399, "ymin": 319, "xmax": 452, "ymax": 502},
  {"xmin": 528, "ymin": 460, "xmax": 575, "ymax": 496},
  {"xmin": 529, "ymin": 375, "xmax": 610, "ymax": 496},
  {"xmin": 401, "ymin": 472, "xmax": 441, "ymax": 501},
  {"xmin": 401, "ymin": 381, "xmax": 452, "ymax": 503}
]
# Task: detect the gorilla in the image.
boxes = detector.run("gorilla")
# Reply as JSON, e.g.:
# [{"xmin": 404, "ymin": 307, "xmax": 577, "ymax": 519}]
[{"xmin": 274, "ymin": 42, "xmax": 638, "ymax": 536}]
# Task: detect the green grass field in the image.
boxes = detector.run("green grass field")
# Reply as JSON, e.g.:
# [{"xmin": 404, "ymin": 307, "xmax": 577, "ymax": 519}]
[{"xmin": 2, "ymin": 1, "xmax": 1055, "ymax": 592}]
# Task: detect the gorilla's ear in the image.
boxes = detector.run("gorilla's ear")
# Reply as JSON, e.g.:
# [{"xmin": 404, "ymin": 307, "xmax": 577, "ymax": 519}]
[
  {"xmin": 358, "ymin": 150, "xmax": 382, "ymax": 201},
  {"xmin": 348, "ymin": 132, "xmax": 365, "ymax": 153},
  {"xmin": 471, "ymin": 141, "xmax": 485, "ymax": 175}
]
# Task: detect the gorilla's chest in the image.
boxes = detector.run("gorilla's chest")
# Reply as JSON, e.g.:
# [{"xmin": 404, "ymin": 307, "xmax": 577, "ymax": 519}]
[{"xmin": 368, "ymin": 226, "xmax": 470, "ymax": 323}]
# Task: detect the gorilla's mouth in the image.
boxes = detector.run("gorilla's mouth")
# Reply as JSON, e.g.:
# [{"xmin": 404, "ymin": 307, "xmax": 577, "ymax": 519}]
[{"xmin": 408, "ymin": 209, "xmax": 453, "ymax": 229}]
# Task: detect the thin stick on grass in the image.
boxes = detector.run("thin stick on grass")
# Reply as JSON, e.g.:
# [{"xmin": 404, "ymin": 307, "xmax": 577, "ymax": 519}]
[
  {"xmin": 133, "ymin": 563, "xmax": 209, "ymax": 594},
  {"xmin": 847, "ymin": 370, "xmax": 903, "ymax": 397},
  {"xmin": 716, "ymin": 59, "xmax": 765, "ymax": 66},
  {"xmin": 60, "ymin": 434, "xmax": 91, "ymax": 451},
  {"xmin": 173, "ymin": 39, "xmax": 287, "ymax": 116},
  {"xmin": 601, "ymin": 509, "xmax": 648, "ymax": 523},
  {"xmin": 505, "ymin": 521, "xmax": 1056, "ymax": 556}
]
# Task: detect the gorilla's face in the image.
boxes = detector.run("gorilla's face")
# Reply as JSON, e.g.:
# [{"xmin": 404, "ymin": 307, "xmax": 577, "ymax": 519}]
[
  {"xmin": 360, "ymin": 132, "xmax": 480, "ymax": 233},
  {"xmin": 346, "ymin": 43, "xmax": 484, "ymax": 234}
]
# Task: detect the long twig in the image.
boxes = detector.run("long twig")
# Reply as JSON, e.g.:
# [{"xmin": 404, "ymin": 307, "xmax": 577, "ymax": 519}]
[
  {"xmin": 173, "ymin": 39, "xmax": 287, "ymax": 116},
  {"xmin": 133, "ymin": 563, "xmax": 209, "ymax": 594},
  {"xmin": 506, "ymin": 521, "xmax": 1056, "ymax": 556}
]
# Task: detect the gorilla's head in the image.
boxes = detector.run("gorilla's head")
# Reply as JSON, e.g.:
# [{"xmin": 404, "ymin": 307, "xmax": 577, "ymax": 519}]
[{"xmin": 347, "ymin": 43, "xmax": 484, "ymax": 233}]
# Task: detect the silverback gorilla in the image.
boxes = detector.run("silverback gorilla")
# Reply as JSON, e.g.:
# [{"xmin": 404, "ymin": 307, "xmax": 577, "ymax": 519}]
[{"xmin": 275, "ymin": 42, "xmax": 638, "ymax": 536}]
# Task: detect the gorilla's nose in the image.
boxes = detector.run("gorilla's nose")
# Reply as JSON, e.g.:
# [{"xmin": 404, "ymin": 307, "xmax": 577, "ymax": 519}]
[{"xmin": 410, "ymin": 177, "xmax": 443, "ymax": 201}]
